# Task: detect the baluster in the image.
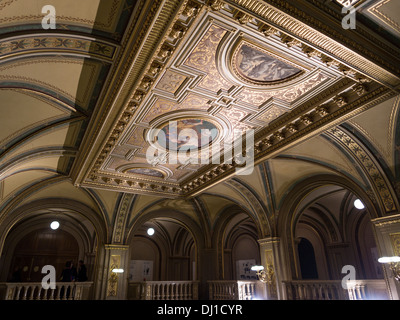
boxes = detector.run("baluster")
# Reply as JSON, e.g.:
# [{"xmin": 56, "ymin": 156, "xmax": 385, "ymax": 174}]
[
  {"xmin": 70, "ymin": 284, "xmax": 76, "ymax": 300},
  {"xmin": 360, "ymin": 285, "xmax": 366, "ymax": 300},
  {"xmin": 304, "ymin": 284, "xmax": 310, "ymax": 300},
  {"xmin": 160, "ymin": 283, "xmax": 164, "ymax": 300},
  {"xmin": 355, "ymin": 285, "xmax": 361, "ymax": 300},
  {"xmin": 49, "ymin": 287, "xmax": 55, "ymax": 300},
  {"xmin": 297, "ymin": 285, "xmax": 302, "ymax": 300},
  {"xmin": 28, "ymin": 285, "xmax": 35, "ymax": 300},
  {"xmin": 22, "ymin": 286, "xmax": 29, "ymax": 300},
  {"xmin": 15, "ymin": 285, "xmax": 23, "ymax": 300},
  {"xmin": 311, "ymin": 284, "xmax": 316, "ymax": 300},
  {"xmin": 178, "ymin": 283, "xmax": 182, "ymax": 300},
  {"xmin": 323, "ymin": 285, "xmax": 330, "ymax": 300},
  {"xmin": 36, "ymin": 286, "xmax": 42, "ymax": 300},
  {"xmin": 55, "ymin": 285, "xmax": 61, "ymax": 300}
]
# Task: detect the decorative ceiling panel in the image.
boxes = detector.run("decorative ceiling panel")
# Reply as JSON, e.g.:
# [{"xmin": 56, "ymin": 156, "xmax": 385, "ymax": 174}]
[{"xmin": 73, "ymin": 0, "xmax": 399, "ymax": 198}]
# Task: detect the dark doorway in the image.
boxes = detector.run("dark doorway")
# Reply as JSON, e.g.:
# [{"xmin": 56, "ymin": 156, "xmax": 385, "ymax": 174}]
[{"xmin": 298, "ymin": 238, "xmax": 319, "ymax": 279}]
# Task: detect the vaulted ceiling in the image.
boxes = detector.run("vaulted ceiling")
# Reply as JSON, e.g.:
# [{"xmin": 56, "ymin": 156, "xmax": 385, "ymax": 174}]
[{"xmin": 0, "ymin": 0, "xmax": 399, "ymax": 222}]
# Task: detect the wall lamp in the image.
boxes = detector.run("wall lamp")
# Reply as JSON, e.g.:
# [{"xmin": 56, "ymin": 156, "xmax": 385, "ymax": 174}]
[
  {"xmin": 378, "ymin": 256, "xmax": 400, "ymax": 281},
  {"xmin": 251, "ymin": 265, "xmax": 274, "ymax": 284}
]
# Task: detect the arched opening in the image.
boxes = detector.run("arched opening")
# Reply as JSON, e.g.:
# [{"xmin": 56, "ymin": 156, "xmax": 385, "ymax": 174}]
[
  {"xmin": 0, "ymin": 200, "xmax": 105, "ymax": 286},
  {"xmin": 291, "ymin": 184, "xmax": 383, "ymax": 281},
  {"xmin": 222, "ymin": 212, "xmax": 261, "ymax": 280},
  {"xmin": 8, "ymin": 228, "xmax": 79, "ymax": 282},
  {"xmin": 298, "ymin": 238, "xmax": 318, "ymax": 280},
  {"xmin": 128, "ymin": 218, "xmax": 196, "ymax": 282}
]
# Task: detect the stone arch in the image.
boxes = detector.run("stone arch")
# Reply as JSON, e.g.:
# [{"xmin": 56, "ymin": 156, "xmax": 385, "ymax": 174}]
[
  {"xmin": 277, "ymin": 174, "xmax": 379, "ymax": 280},
  {"xmin": 0, "ymin": 198, "xmax": 109, "ymax": 257}
]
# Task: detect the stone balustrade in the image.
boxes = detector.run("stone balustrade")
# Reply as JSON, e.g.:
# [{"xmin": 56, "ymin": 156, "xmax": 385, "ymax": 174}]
[
  {"xmin": 128, "ymin": 281, "xmax": 199, "ymax": 300},
  {"xmin": 0, "ymin": 282, "xmax": 93, "ymax": 300},
  {"xmin": 208, "ymin": 280, "xmax": 266, "ymax": 300}
]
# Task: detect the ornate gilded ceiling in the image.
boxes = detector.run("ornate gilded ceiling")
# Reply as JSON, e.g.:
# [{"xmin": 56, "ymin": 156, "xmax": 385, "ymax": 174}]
[
  {"xmin": 1, "ymin": 0, "xmax": 399, "ymax": 202},
  {"xmin": 69, "ymin": 0, "xmax": 400, "ymax": 198}
]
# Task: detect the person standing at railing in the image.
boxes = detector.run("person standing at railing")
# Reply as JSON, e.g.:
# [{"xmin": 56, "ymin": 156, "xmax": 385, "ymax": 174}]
[
  {"xmin": 76, "ymin": 260, "xmax": 88, "ymax": 282},
  {"xmin": 60, "ymin": 261, "xmax": 77, "ymax": 299},
  {"xmin": 60, "ymin": 261, "xmax": 76, "ymax": 282}
]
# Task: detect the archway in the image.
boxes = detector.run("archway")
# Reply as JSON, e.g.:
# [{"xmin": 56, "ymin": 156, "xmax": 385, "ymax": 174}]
[
  {"xmin": 278, "ymin": 176, "xmax": 383, "ymax": 281},
  {"xmin": 0, "ymin": 199, "xmax": 107, "ymax": 286},
  {"xmin": 128, "ymin": 218, "xmax": 196, "ymax": 282}
]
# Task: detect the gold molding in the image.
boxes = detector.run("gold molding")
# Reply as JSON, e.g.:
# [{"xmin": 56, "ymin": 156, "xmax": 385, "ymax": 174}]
[{"xmin": 368, "ymin": 0, "xmax": 400, "ymax": 34}]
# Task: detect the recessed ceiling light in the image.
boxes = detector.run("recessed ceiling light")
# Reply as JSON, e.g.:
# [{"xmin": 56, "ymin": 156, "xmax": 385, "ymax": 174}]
[
  {"xmin": 354, "ymin": 199, "xmax": 365, "ymax": 209},
  {"xmin": 147, "ymin": 227, "xmax": 155, "ymax": 236},
  {"xmin": 50, "ymin": 221, "xmax": 60, "ymax": 230}
]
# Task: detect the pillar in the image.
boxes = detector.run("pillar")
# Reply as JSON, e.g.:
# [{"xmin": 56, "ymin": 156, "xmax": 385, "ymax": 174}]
[
  {"xmin": 96, "ymin": 244, "xmax": 130, "ymax": 300},
  {"xmin": 258, "ymin": 237, "xmax": 285, "ymax": 300},
  {"xmin": 198, "ymin": 247, "xmax": 219, "ymax": 299},
  {"xmin": 371, "ymin": 214, "xmax": 400, "ymax": 300}
]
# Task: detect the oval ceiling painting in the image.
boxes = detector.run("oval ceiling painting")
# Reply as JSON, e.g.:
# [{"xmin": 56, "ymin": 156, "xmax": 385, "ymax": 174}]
[
  {"xmin": 157, "ymin": 118, "xmax": 219, "ymax": 151},
  {"xmin": 126, "ymin": 168, "xmax": 165, "ymax": 178},
  {"xmin": 234, "ymin": 43, "xmax": 302, "ymax": 84}
]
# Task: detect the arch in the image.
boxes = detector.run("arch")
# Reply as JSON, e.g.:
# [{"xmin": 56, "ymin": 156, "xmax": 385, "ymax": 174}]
[
  {"xmin": 126, "ymin": 209, "xmax": 203, "ymax": 282},
  {"xmin": 211, "ymin": 204, "xmax": 262, "ymax": 280},
  {"xmin": 126, "ymin": 208, "xmax": 205, "ymax": 250},
  {"xmin": 277, "ymin": 174, "xmax": 380, "ymax": 280},
  {"xmin": 0, "ymin": 198, "xmax": 109, "ymax": 257}
]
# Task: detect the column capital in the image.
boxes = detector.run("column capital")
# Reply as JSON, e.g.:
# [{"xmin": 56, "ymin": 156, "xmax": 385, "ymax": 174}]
[
  {"xmin": 104, "ymin": 244, "xmax": 130, "ymax": 251},
  {"xmin": 258, "ymin": 237, "xmax": 280, "ymax": 246}
]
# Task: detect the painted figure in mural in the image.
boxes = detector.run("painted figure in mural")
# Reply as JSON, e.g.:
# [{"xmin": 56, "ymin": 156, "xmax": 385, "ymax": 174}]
[
  {"xmin": 237, "ymin": 44, "xmax": 301, "ymax": 82},
  {"xmin": 159, "ymin": 119, "xmax": 218, "ymax": 151}
]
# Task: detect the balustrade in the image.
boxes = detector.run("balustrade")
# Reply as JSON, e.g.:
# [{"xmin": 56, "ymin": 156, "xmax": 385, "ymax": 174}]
[
  {"xmin": 0, "ymin": 282, "xmax": 93, "ymax": 300},
  {"xmin": 208, "ymin": 281, "xmax": 264, "ymax": 300},
  {"xmin": 128, "ymin": 281, "xmax": 199, "ymax": 300},
  {"xmin": 283, "ymin": 279, "xmax": 388, "ymax": 300}
]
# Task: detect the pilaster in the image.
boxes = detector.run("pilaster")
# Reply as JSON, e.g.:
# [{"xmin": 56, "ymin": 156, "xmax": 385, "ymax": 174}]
[
  {"xmin": 371, "ymin": 214, "xmax": 400, "ymax": 300},
  {"xmin": 98, "ymin": 244, "xmax": 130, "ymax": 300},
  {"xmin": 258, "ymin": 237, "xmax": 285, "ymax": 300}
]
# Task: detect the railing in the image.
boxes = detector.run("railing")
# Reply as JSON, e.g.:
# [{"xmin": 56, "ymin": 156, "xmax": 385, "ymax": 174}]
[
  {"xmin": 0, "ymin": 282, "xmax": 93, "ymax": 300},
  {"xmin": 283, "ymin": 280, "xmax": 347, "ymax": 300},
  {"xmin": 128, "ymin": 281, "xmax": 199, "ymax": 300},
  {"xmin": 208, "ymin": 281, "xmax": 265, "ymax": 300},
  {"xmin": 346, "ymin": 280, "xmax": 389, "ymax": 300},
  {"xmin": 283, "ymin": 279, "xmax": 389, "ymax": 300}
]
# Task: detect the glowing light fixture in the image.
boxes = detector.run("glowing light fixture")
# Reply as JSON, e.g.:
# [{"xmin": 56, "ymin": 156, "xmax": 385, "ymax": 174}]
[
  {"xmin": 50, "ymin": 221, "xmax": 60, "ymax": 230},
  {"xmin": 251, "ymin": 265, "xmax": 274, "ymax": 284},
  {"xmin": 251, "ymin": 265, "xmax": 265, "ymax": 272},
  {"xmin": 112, "ymin": 269, "xmax": 124, "ymax": 273},
  {"xmin": 378, "ymin": 256, "xmax": 400, "ymax": 281},
  {"xmin": 378, "ymin": 256, "xmax": 400, "ymax": 264},
  {"xmin": 354, "ymin": 199, "xmax": 365, "ymax": 210},
  {"xmin": 147, "ymin": 228, "xmax": 155, "ymax": 236}
]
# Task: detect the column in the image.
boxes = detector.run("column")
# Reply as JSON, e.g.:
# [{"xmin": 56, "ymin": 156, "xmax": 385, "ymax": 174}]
[
  {"xmin": 258, "ymin": 237, "xmax": 285, "ymax": 300},
  {"xmin": 198, "ymin": 247, "xmax": 218, "ymax": 299},
  {"xmin": 371, "ymin": 214, "xmax": 400, "ymax": 300},
  {"xmin": 97, "ymin": 244, "xmax": 130, "ymax": 300}
]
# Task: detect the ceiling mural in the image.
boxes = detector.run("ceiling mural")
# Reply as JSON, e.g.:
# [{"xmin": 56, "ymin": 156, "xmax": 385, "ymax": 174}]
[
  {"xmin": 71, "ymin": 0, "xmax": 399, "ymax": 198},
  {"xmin": 233, "ymin": 42, "xmax": 303, "ymax": 84},
  {"xmin": 156, "ymin": 118, "xmax": 219, "ymax": 152}
]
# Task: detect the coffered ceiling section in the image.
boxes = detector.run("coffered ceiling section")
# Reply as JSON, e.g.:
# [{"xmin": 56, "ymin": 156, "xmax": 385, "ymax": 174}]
[{"xmin": 73, "ymin": 0, "xmax": 400, "ymax": 198}]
